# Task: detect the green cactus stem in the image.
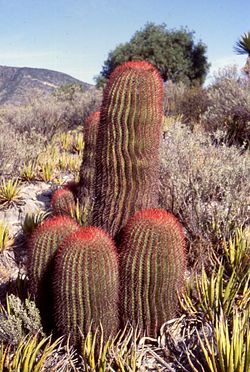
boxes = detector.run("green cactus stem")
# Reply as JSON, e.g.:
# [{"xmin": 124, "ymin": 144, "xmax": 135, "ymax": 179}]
[
  {"xmin": 27, "ymin": 216, "xmax": 79, "ymax": 330},
  {"xmin": 51, "ymin": 187, "xmax": 76, "ymax": 216},
  {"xmin": 119, "ymin": 208, "xmax": 186, "ymax": 338},
  {"xmin": 78, "ymin": 111, "xmax": 100, "ymax": 225},
  {"xmin": 92, "ymin": 61, "xmax": 163, "ymax": 237},
  {"xmin": 53, "ymin": 226, "xmax": 119, "ymax": 347}
]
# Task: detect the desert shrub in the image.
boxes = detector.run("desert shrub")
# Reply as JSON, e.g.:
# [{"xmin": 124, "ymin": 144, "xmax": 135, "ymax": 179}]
[
  {"xmin": 0, "ymin": 123, "xmax": 45, "ymax": 176},
  {"xmin": 164, "ymin": 80, "xmax": 186, "ymax": 115},
  {"xmin": 0, "ymin": 87, "xmax": 102, "ymax": 176},
  {"xmin": 0, "ymin": 294, "xmax": 43, "ymax": 345},
  {"xmin": 164, "ymin": 81, "xmax": 210, "ymax": 128},
  {"xmin": 1, "ymin": 87, "xmax": 102, "ymax": 138},
  {"xmin": 160, "ymin": 123, "xmax": 249, "ymax": 262},
  {"xmin": 202, "ymin": 66, "xmax": 250, "ymax": 146}
]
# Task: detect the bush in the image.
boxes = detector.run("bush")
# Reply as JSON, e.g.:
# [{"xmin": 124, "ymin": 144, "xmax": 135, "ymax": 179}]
[
  {"xmin": 202, "ymin": 66, "xmax": 250, "ymax": 146},
  {"xmin": 0, "ymin": 87, "xmax": 102, "ymax": 176},
  {"xmin": 159, "ymin": 123, "xmax": 249, "ymax": 264},
  {"xmin": 164, "ymin": 81, "xmax": 210, "ymax": 128}
]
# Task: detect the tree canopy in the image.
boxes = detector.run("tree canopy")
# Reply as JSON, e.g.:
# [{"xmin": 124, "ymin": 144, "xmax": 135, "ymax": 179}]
[{"xmin": 96, "ymin": 23, "xmax": 210, "ymax": 86}]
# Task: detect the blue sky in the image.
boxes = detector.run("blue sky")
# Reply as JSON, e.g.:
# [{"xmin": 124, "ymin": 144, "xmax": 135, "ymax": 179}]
[{"xmin": 0, "ymin": 0, "xmax": 249, "ymax": 84}]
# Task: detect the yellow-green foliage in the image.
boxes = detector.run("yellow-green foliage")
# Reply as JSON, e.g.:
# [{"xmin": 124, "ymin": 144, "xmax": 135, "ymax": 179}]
[
  {"xmin": 0, "ymin": 178, "xmax": 23, "ymax": 208},
  {"xmin": 0, "ymin": 334, "xmax": 63, "ymax": 372},
  {"xmin": 20, "ymin": 161, "xmax": 37, "ymax": 182},
  {"xmin": 0, "ymin": 222, "xmax": 14, "ymax": 251},
  {"xmin": 197, "ymin": 308, "xmax": 250, "ymax": 372},
  {"xmin": 22, "ymin": 210, "xmax": 51, "ymax": 236}
]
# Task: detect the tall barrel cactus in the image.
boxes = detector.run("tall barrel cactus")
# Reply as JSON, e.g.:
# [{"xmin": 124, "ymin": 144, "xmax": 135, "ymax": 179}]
[
  {"xmin": 78, "ymin": 111, "xmax": 100, "ymax": 225},
  {"xmin": 92, "ymin": 61, "xmax": 163, "ymax": 237},
  {"xmin": 27, "ymin": 216, "xmax": 79, "ymax": 328},
  {"xmin": 119, "ymin": 209, "xmax": 186, "ymax": 337},
  {"xmin": 53, "ymin": 226, "xmax": 119, "ymax": 347}
]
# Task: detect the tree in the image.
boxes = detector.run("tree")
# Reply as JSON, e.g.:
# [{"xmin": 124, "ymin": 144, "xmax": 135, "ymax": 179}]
[
  {"xmin": 96, "ymin": 23, "xmax": 209, "ymax": 86},
  {"xmin": 234, "ymin": 31, "xmax": 250, "ymax": 77}
]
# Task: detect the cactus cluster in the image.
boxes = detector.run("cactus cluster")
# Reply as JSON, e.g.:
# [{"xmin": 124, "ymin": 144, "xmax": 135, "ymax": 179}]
[{"xmin": 28, "ymin": 60, "xmax": 186, "ymax": 347}]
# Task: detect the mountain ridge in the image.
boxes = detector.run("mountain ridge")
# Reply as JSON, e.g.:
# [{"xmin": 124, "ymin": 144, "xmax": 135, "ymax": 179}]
[{"xmin": 0, "ymin": 65, "xmax": 92, "ymax": 106}]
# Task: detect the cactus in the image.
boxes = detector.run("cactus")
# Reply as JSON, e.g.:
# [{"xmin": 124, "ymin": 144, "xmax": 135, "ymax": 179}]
[
  {"xmin": 27, "ymin": 216, "xmax": 79, "ymax": 329},
  {"xmin": 92, "ymin": 61, "xmax": 163, "ymax": 237},
  {"xmin": 119, "ymin": 209, "xmax": 186, "ymax": 338},
  {"xmin": 78, "ymin": 111, "xmax": 100, "ymax": 224},
  {"xmin": 53, "ymin": 226, "xmax": 119, "ymax": 347},
  {"xmin": 51, "ymin": 187, "xmax": 76, "ymax": 216}
]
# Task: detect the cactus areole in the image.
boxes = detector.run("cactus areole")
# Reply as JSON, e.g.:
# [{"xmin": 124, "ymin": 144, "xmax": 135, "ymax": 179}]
[{"xmin": 93, "ymin": 61, "xmax": 163, "ymax": 237}]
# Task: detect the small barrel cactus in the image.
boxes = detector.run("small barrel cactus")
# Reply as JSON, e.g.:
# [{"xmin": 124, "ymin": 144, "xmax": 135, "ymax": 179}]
[
  {"xmin": 119, "ymin": 209, "xmax": 186, "ymax": 337},
  {"xmin": 78, "ymin": 111, "xmax": 100, "ymax": 225},
  {"xmin": 53, "ymin": 226, "xmax": 119, "ymax": 347},
  {"xmin": 92, "ymin": 61, "xmax": 163, "ymax": 237},
  {"xmin": 27, "ymin": 216, "xmax": 79, "ymax": 329},
  {"xmin": 51, "ymin": 187, "xmax": 76, "ymax": 216}
]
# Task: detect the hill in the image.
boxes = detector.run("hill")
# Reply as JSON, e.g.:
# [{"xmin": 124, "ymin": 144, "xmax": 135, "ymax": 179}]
[{"xmin": 0, "ymin": 65, "xmax": 92, "ymax": 105}]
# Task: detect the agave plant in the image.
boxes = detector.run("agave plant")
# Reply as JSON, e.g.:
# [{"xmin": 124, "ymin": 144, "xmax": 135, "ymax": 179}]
[
  {"xmin": 234, "ymin": 31, "xmax": 250, "ymax": 76},
  {"xmin": 234, "ymin": 31, "xmax": 250, "ymax": 55}
]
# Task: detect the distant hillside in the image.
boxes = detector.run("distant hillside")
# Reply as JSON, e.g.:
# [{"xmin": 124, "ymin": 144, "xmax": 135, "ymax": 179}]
[{"xmin": 0, "ymin": 65, "xmax": 92, "ymax": 106}]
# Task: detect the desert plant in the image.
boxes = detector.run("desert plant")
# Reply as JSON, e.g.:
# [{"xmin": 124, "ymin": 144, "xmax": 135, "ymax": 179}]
[
  {"xmin": 58, "ymin": 152, "xmax": 69, "ymax": 171},
  {"xmin": 202, "ymin": 66, "xmax": 250, "ymax": 146},
  {"xmin": 92, "ymin": 61, "xmax": 163, "ymax": 237},
  {"xmin": 0, "ymin": 294, "xmax": 44, "ymax": 345},
  {"xmin": 234, "ymin": 31, "xmax": 250, "ymax": 77},
  {"xmin": 39, "ymin": 161, "xmax": 54, "ymax": 182},
  {"xmin": 196, "ymin": 308, "xmax": 250, "ymax": 372},
  {"xmin": 19, "ymin": 160, "xmax": 37, "ymax": 182},
  {"xmin": 53, "ymin": 226, "xmax": 119, "ymax": 348},
  {"xmin": 119, "ymin": 208, "xmax": 186, "ymax": 338},
  {"xmin": 59, "ymin": 132, "xmax": 73, "ymax": 152},
  {"xmin": 80, "ymin": 324, "xmax": 144, "ymax": 371},
  {"xmin": 73, "ymin": 131, "xmax": 84, "ymax": 153},
  {"xmin": 0, "ymin": 334, "xmax": 64, "ymax": 372},
  {"xmin": 0, "ymin": 178, "xmax": 23, "ymax": 208},
  {"xmin": 27, "ymin": 216, "xmax": 79, "ymax": 329},
  {"xmin": 160, "ymin": 123, "xmax": 250, "ymax": 260},
  {"xmin": 181, "ymin": 266, "xmax": 243, "ymax": 324},
  {"xmin": 0, "ymin": 222, "xmax": 14, "ymax": 251},
  {"xmin": 78, "ymin": 111, "xmax": 100, "ymax": 225},
  {"xmin": 22, "ymin": 210, "xmax": 51, "ymax": 236},
  {"xmin": 51, "ymin": 187, "xmax": 76, "ymax": 216}
]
